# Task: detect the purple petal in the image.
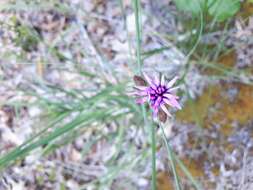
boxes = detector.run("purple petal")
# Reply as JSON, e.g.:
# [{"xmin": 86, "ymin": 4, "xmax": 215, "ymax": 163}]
[
  {"xmin": 167, "ymin": 76, "xmax": 178, "ymax": 88},
  {"xmin": 143, "ymin": 73, "xmax": 153, "ymax": 86},
  {"xmin": 152, "ymin": 106, "xmax": 159, "ymax": 118},
  {"xmin": 153, "ymin": 75, "xmax": 160, "ymax": 86},
  {"xmin": 129, "ymin": 91, "xmax": 146, "ymax": 96},
  {"xmin": 154, "ymin": 96, "xmax": 162, "ymax": 108},
  {"xmin": 164, "ymin": 98, "xmax": 181, "ymax": 109},
  {"xmin": 164, "ymin": 93, "xmax": 179, "ymax": 100},
  {"xmin": 136, "ymin": 97, "xmax": 148, "ymax": 104},
  {"xmin": 160, "ymin": 104, "xmax": 172, "ymax": 117},
  {"xmin": 143, "ymin": 73, "xmax": 157, "ymax": 89},
  {"xmin": 161, "ymin": 75, "xmax": 165, "ymax": 86},
  {"xmin": 134, "ymin": 86, "xmax": 149, "ymax": 91},
  {"xmin": 168, "ymin": 86, "xmax": 180, "ymax": 92},
  {"xmin": 136, "ymin": 91, "xmax": 148, "ymax": 96},
  {"xmin": 170, "ymin": 99, "xmax": 182, "ymax": 109}
]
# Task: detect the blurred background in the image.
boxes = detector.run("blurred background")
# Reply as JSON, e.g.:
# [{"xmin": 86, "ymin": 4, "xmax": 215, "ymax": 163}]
[{"xmin": 0, "ymin": 0, "xmax": 253, "ymax": 189}]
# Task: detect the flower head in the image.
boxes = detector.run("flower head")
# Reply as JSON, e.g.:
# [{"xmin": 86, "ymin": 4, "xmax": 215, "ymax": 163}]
[{"xmin": 132, "ymin": 73, "xmax": 181, "ymax": 122}]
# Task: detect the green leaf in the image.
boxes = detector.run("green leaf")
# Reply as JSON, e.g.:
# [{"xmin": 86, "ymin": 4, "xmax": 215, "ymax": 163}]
[
  {"xmin": 173, "ymin": 0, "xmax": 205, "ymax": 16},
  {"xmin": 208, "ymin": 0, "xmax": 241, "ymax": 21},
  {"xmin": 173, "ymin": 0, "xmax": 241, "ymax": 21}
]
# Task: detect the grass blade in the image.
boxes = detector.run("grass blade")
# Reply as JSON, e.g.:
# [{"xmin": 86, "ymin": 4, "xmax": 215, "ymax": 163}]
[
  {"xmin": 160, "ymin": 124, "xmax": 181, "ymax": 190},
  {"xmin": 160, "ymin": 123, "xmax": 202, "ymax": 190}
]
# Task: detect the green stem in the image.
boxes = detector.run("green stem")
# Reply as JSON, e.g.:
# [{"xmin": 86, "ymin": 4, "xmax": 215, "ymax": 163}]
[
  {"xmin": 133, "ymin": 0, "xmax": 142, "ymax": 74},
  {"xmin": 151, "ymin": 124, "xmax": 157, "ymax": 190},
  {"xmin": 160, "ymin": 124, "xmax": 181, "ymax": 190},
  {"xmin": 133, "ymin": 1, "xmax": 156, "ymax": 189}
]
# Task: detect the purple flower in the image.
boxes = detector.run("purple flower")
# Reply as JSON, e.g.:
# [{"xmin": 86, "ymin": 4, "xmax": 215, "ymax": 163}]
[{"xmin": 132, "ymin": 73, "xmax": 181, "ymax": 122}]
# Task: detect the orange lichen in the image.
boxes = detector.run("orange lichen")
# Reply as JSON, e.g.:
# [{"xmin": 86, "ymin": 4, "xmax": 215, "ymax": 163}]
[
  {"xmin": 211, "ymin": 166, "xmax": 220, "ymax": 177},
  {"xmin": 177, "ymin": 158, "xmax": 205, "ymax": 178},
  {"xmin": 203, "ymin": 51, "xmax": 236, "ymax": 76},
  {"xmin": 219, "ymin": 125, "xmax": 233, "ymax": 137},
  {"xmin": 156, "ymin": 159, "xmax": 208, "ymax": 189},
  {"xmin": 218, "ymin": 51, "xmax": 236, "ymax": 68},
  {"xmin": 241, "ymin": 1, "xmax": 253, "ymax": 18},
  {"xmin": 176, "ymin": 85, "xmax": 219, "ymax": 125},
  {"xmin": 157, "ymin": 172, "xmax": 174, "ymax": 190},
  {"xmin": 212, "ymin": 83, "xmax": 253, "ymax": 125},
  {"xmin": 177, "ymin": 82, "xmax": 253, "ymax": 128},
  {"xmin": 224, "ymin": 142, "xmax": 236, "ymax": 153}
]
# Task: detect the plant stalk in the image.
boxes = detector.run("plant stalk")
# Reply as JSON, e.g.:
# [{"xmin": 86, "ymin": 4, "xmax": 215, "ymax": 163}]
[
  {"xmin": 160, "ymin": 124, "xmax": 181, "ymax": 190},
  {"xmin": 151, "ymin": 124, "xmax": 157, "ymax": 190}
]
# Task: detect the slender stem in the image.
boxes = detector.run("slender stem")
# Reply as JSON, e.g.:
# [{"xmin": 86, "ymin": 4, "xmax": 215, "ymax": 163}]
[
  {"xmin": 133, "ymin": 0, "xmax": 142, "ymax": 74},
  {"xmin": 174, "ymin": 154, "xmax": 202, "ymax": 190},
  {"xmin": 151, "ymin": 124, "xmax": 157, "ymax": 190},
  {"xmin": 160, "ymin": 124, "xmax": 181, "ymax": 190},
  {"xmin": 133, "ymin": 1, "xmax": 156, "ymax": 189},
  {"xmin": 160, "ymin": 125, "xmax": 202, "ymax": 190}
]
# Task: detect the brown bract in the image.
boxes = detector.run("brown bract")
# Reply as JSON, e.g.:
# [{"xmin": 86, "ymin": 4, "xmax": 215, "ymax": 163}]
[
  {"xmin": 158, "ymin": 108, "xmax": 167, "ymax": 123},
  {"xmin": 133, "ymin": 75, "xmax": 147, "ymax": 86}
]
